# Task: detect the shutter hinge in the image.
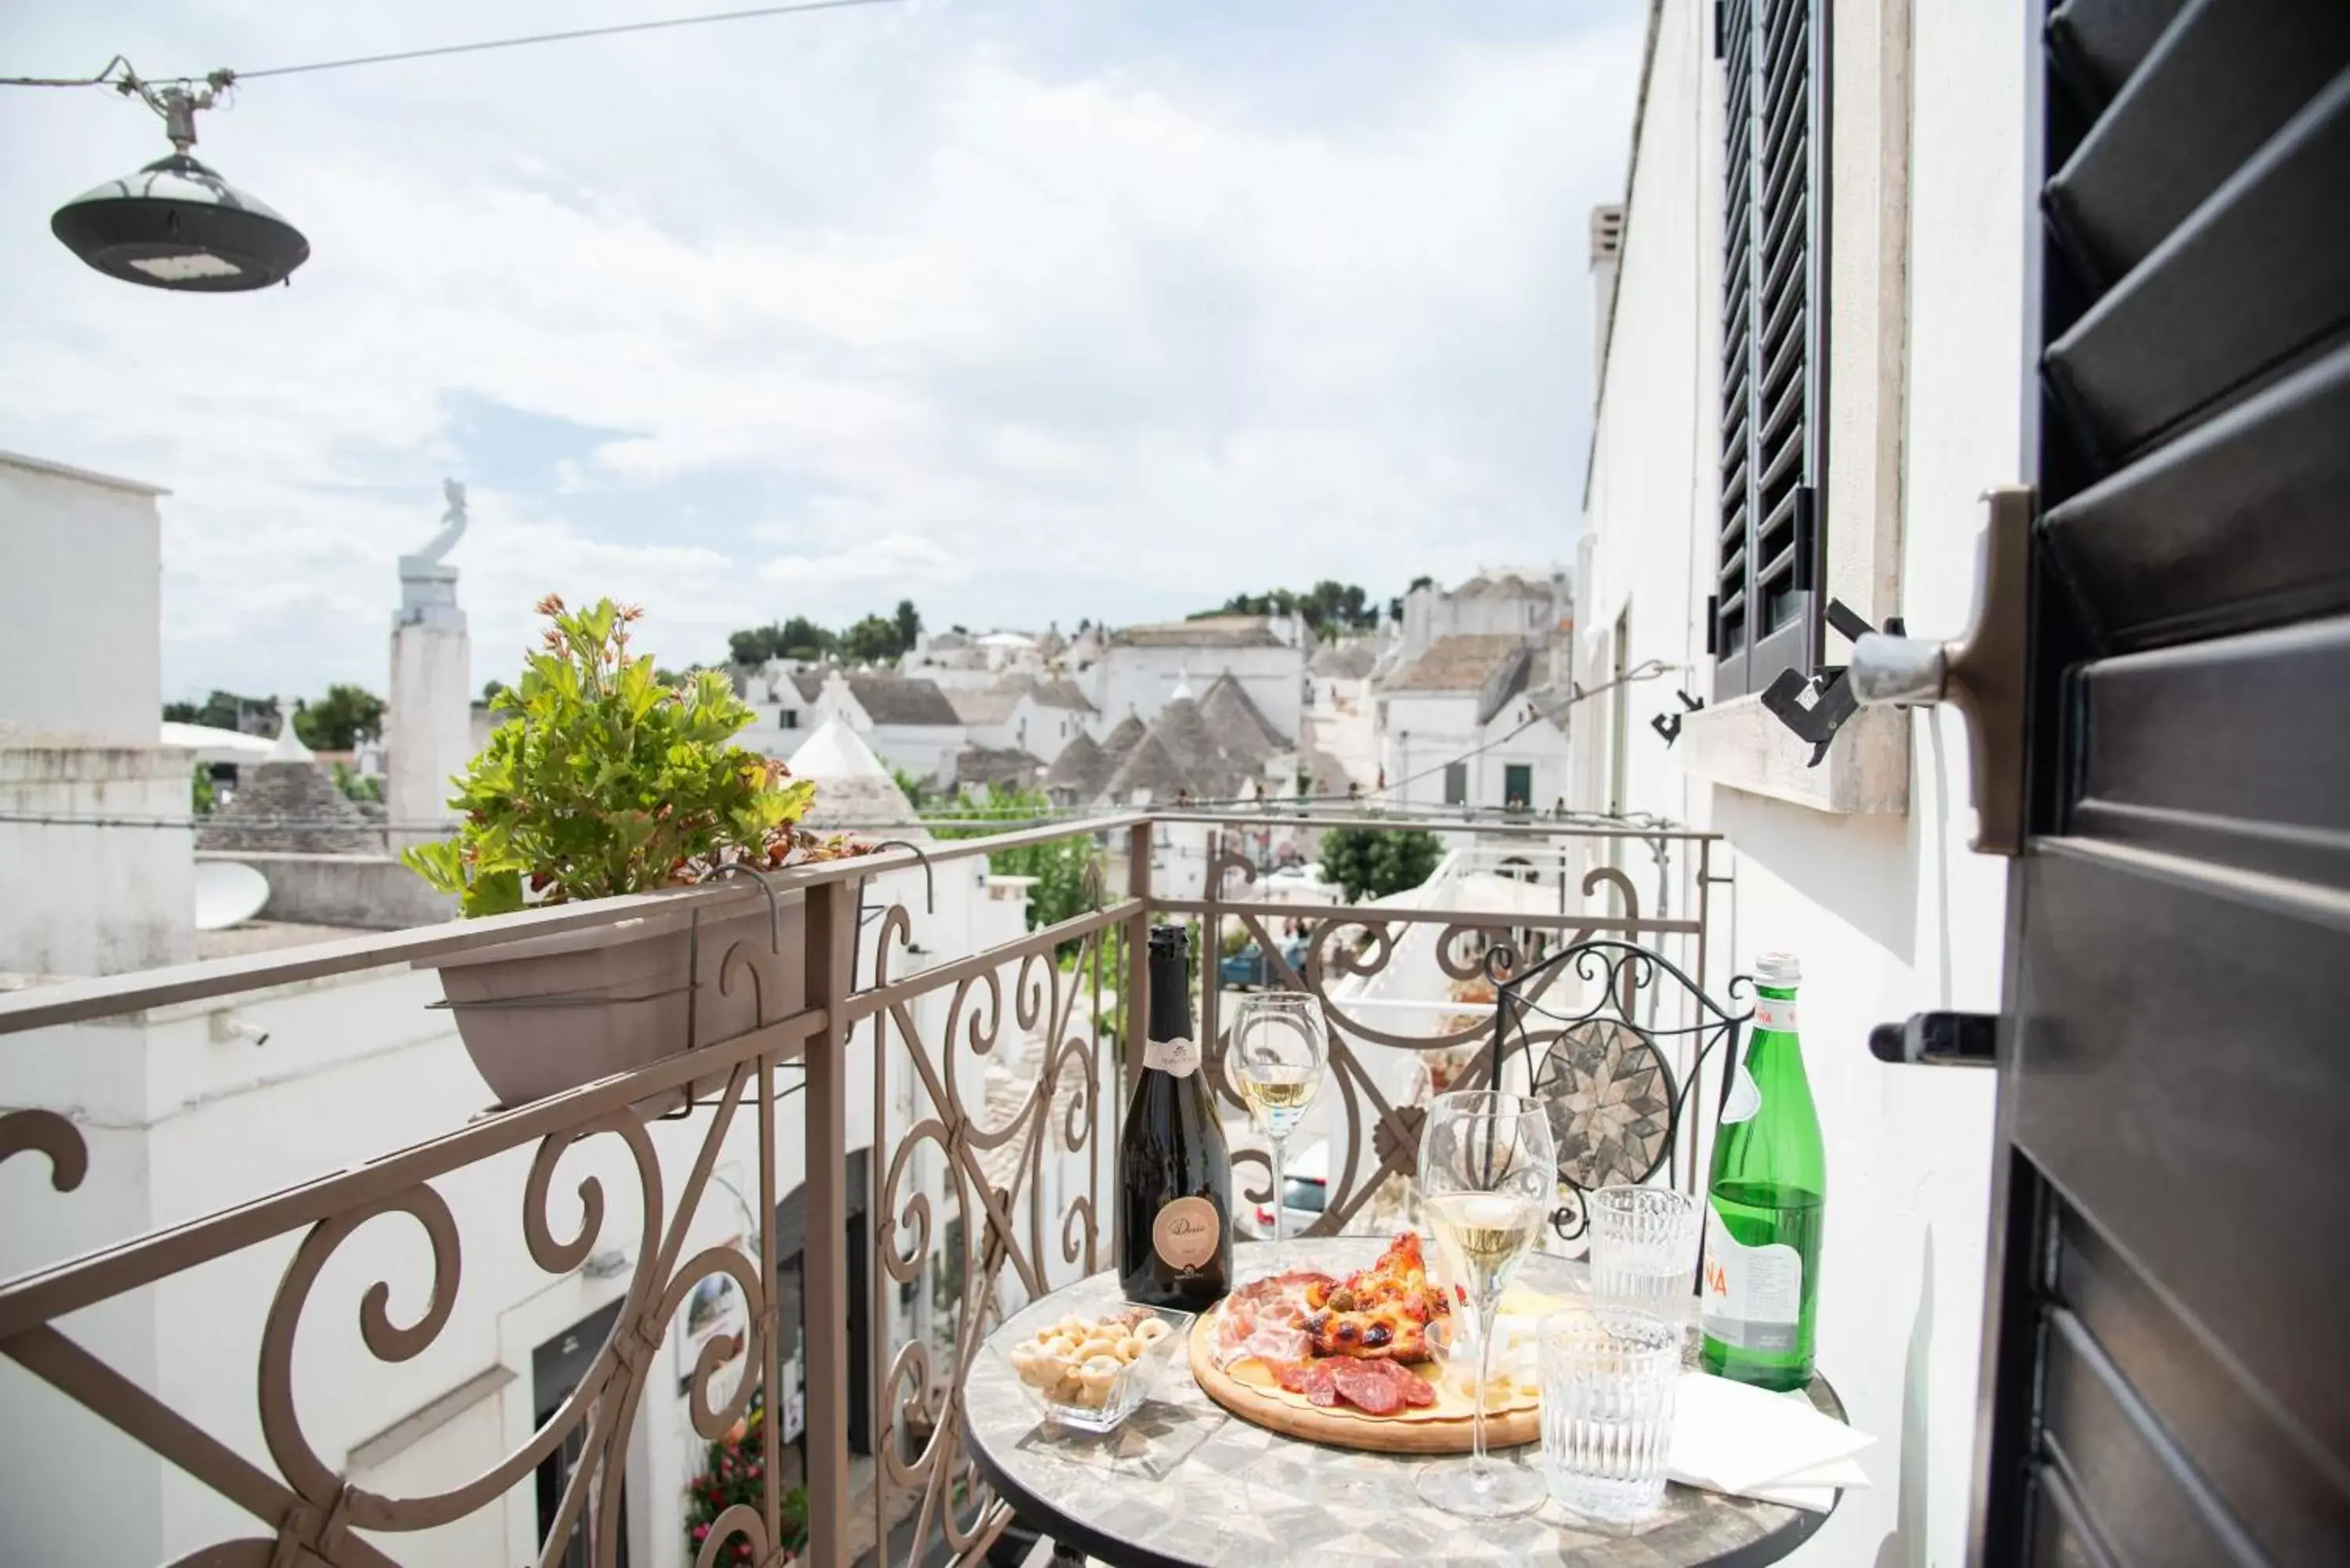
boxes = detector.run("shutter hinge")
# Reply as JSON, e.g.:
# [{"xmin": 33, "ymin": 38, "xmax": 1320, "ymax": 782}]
[
  {"xmin": 1705, "ymin": 594, "xmax": 1719, "ymax": 656},
  {"xmin": 1846, "ymin": 486, "xmax": 2036, "ymax": 855}
]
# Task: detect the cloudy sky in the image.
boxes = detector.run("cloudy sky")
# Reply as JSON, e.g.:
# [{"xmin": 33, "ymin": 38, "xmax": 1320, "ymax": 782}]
[{"xmin": 2, "ymin": 0, "xmax": 1640, "ymax": 703}]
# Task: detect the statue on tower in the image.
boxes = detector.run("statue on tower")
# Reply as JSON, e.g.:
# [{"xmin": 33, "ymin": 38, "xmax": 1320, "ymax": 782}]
[{"xmin": 396, "ymin": 477, "xmax": 468, "ymax": 627}]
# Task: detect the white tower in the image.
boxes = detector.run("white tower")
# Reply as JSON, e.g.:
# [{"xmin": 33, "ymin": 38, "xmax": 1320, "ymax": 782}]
[{"xmin": 386, "ymin": 479, "xmax": 475, "ymax": 850}]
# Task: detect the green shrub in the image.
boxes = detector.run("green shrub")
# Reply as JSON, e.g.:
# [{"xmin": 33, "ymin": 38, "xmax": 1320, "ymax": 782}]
[{"xmin": 402, "ymin": 594, "xmax": 859, "ymax": 916}]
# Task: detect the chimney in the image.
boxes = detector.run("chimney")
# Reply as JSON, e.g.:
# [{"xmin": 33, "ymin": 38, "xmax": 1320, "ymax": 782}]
[{"xmin": 1589, "ymin": 204, "xmax": 1625, "ymax": 393}]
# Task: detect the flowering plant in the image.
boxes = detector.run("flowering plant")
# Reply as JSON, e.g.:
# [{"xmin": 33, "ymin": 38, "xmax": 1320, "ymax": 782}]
[
  {"xmin": 685, "ymin": 1392, "xmax": 807, "ymax": 1566},
  {"xmin": 403, "ymin": 594, "xmax": 870, "ymax": 916}
]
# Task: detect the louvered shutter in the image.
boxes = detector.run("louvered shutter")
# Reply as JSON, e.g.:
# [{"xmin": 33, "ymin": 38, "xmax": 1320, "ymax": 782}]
[
  {"xmin": 1714, "ymin": 0, "xmax": 1826, "ymax": 699},
  {"xmin": 1972, "ymin": 1, "xmax": 2350, "ymax": 1561}
]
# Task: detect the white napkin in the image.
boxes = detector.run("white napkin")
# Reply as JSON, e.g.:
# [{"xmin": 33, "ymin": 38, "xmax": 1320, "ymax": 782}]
[{"xmin": 1668, "ymin": 1372, "xmax": 1875, "ymax": 1510}]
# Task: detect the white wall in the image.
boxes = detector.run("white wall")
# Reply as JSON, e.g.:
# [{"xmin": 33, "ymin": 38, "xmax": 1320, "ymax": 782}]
[
  {"xmin": 1574, "ymin": 1, "xmax": 2022, "ymax": 1563},
  {"xmin": 1378, "ymin": 690, "xmax": 1572, "ymax": 814},
  {"xmin": 0, "ymin": 453, "xmax": 194, "ymax": 977},
  {"xmin": 0, "ymin": 453, "xmax": 164, "ymax": 746},
  {"xmin": 387, "ymin": 620, "xmax": 475, "ymax": 850}
]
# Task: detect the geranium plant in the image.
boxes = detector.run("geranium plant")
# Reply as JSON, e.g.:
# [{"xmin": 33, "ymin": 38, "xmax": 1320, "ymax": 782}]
[{"xmin": 404, "ymin": 594, "xmax": 862, "ymax": 916}]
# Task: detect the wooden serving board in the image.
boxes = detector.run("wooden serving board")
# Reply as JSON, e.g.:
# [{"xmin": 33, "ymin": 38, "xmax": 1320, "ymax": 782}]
[{"xmin": 1186, "ymin": 1306, "xmax": 1541, "ymax": 1454}]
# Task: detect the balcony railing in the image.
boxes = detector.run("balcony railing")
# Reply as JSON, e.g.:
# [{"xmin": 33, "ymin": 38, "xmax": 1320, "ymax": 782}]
[{"xmin": 0, "ymin": 811, "xmax": 1721, "ymax": 1568}]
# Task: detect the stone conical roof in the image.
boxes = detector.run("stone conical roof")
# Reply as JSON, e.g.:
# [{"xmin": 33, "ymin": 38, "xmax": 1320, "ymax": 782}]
[
  {"xmin": 1043, "ymin": 729, "xmax": 1109, "ymax": 801},
  {"xmin": 1144, "ymin": 695, "xmax": 1231, "ymax": 796},
  {"xmin": 1199, "ymin": 672, "xmax": 1288, "ymax": 756},
  {"xmin": 789, "ymin": 714, "xmax": 924, "ymax": 833},
  {"xmin": 197, "ymin": 739, "xmax": 381, "ymax": 855},
  {"xmin": 1097, "ymin": 730, "xmax": 1196, "ymax": 806},
  {"xmin": 1101, "ymin": 712, "xmax": 1146, "ymax": 767}
]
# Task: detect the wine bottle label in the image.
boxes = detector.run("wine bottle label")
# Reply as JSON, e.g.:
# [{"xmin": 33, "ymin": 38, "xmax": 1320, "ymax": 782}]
[
  {"xmin": 1721, "ymin": 1062, "xmax": 1763, "ymax": 1124},
  {"xmin": 1152, "ymin": 1196, "xmax": 1220, "ymax": 1271},
  {"xmin": 1143, "ymin": 1034, "xmax": 1200, "ymax": 1078},
  {"xmin": 1755, "ymin": 999, "xmax": 1797, "ymax": 1032},
  {"xmin": 1701, "ymin": 1203, "xmax": 1803, "ymax": 1352}
]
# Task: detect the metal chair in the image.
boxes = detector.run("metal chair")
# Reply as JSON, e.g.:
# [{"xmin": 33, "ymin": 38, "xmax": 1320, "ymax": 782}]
[{"xmin": 1484, "ymin": 938, "xmax": 1755, "ymax": 1242}]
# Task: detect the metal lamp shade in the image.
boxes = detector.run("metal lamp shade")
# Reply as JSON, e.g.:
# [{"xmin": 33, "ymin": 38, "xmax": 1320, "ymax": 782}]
[{"xmin": 51, "ymin": 153, "xmax": 309, "ymax": 292}]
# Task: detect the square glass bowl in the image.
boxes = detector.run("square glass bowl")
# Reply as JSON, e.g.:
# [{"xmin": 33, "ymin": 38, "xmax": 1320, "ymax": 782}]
[{"xmin": 998, "ymin": 1302, "xmax": 1195, "ymax": 1433}]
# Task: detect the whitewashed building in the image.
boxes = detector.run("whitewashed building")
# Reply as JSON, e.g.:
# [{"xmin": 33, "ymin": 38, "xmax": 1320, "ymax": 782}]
[
  {"xmin": 1086, "ymin": 616, "xmax": 1307, "ymax": 744},
  {"xmin": 0, "ymin": 451, "xmax": 193, "ymax": 978},
  {"xmin": 1567, "ymin": 2, "xmax": 2019, "ymax": 1562},
  {"xmin": 1374, "ymin": 634, "xmax": 1574, "ymax": 815}
]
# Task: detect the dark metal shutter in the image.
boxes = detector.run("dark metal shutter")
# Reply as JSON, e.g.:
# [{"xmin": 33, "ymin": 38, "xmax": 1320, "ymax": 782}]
[
  {"xmin": 1979, "ymin": 2, "xmax": 2350, "ymax": 1563},
  {"xmin": 1714, "ymin": 0, "xmax": 1827, "ymax": 699}
]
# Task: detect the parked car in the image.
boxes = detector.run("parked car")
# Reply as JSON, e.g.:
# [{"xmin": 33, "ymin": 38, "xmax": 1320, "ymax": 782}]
[
  {"xmin": 1238, "ymin": 1140, "xmax": 1329, "ymax": 1241},
  {"xmin": 1218, "ymin": 936, "xmax": 1307, "ymax": 988}
]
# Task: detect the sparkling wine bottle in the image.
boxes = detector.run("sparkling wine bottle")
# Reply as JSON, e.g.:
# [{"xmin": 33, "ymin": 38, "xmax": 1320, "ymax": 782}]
[
  {"xmin": 1701, "ymin": 952, "xmax": 1825, "ymax": 1389},
  {"xmin": 1119, "ymin": 924, "xmax": 1233, "ymax": 1308}
]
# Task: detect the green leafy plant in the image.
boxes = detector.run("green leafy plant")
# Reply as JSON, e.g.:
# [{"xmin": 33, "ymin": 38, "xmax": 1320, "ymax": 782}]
[
  {"xmin": 403, "ymin": 594, "xmax": 863, "ymax": 916},
  {"xmin": 685, "ymin": 1391, "xmax": 805, "ymax": 1566},
  {"xmin": 191, "ymin": 763, "xmax": 217, "ymax": 816},
  {"xmin": 1318, "ymin": 826, "xmax": 1443, "ymax": 902}
]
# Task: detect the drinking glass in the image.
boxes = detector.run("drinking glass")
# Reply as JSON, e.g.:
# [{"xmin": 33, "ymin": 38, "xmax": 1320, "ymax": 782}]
[
  {"xmin": 1227, "ymin": 992, "xmax": 1327, "ymax": 1270},
  {"xmin": 1586, "ymin": 1186, "xmax": 1701, "ymax": 1314},
  {"xmin": 1538, "ymin": 1308, "xmax": 1681, "ymax": 1522},
  {"xmin": 1415, "ymin": 1090, "xmax": 1557, "ymax": 1519}
]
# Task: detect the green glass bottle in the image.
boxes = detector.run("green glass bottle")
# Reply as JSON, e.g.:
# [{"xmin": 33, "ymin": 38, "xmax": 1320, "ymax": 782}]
[{"xmin": 1701, "ymin": 952, "xmax": 1825, "ymax": 1390}]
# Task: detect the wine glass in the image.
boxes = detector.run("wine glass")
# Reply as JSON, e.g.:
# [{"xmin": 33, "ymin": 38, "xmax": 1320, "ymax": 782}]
[
  {"xmin": 1415, "ymin": 1089, "xmax": 1556, "ymax": 1519},
  {"xmin": 1227, "ymin": 992, "xmax": 1328, "ymax": 1271}
]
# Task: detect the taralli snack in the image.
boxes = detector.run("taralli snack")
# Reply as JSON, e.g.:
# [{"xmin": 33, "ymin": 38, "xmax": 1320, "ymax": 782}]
[{"xmin": 1012, "ymin": 1306, "xmax": 1170, "ymax": 1415}]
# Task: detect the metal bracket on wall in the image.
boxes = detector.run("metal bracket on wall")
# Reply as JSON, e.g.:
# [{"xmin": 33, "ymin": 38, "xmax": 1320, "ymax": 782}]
[
  {"xmin": 1650, "ymin": 689, "xmax": 1706, "ymax": 748},
  {"xmin": 1756, "ymin": 598, "xmax": 1890, "ymax": 768}
]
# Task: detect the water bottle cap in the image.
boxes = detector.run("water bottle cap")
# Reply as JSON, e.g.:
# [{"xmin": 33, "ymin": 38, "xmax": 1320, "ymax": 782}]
[{"xmin": 1754, "ymin": 951, "xmax": 1801, "ymax": 987}]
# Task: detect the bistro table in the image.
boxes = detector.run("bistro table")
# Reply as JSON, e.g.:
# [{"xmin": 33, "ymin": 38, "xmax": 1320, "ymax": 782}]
[{"xmin": 966, "ymin": 1239, "xmax": 1844, "ymax": 1568}]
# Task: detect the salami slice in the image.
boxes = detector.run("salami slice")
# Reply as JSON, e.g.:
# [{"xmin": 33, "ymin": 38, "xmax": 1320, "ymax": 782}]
[
  {"xmin": 1331, "ymin": 1359, "xmax": 1405, "ymax": 1414},
  {"xmin": 1303, "ymin": 1363, "xmax": 1341, "ymax": 1407},
  {"xmin": 1394, "ymin": 1367, "xmax": 1437, "ymax": 1407}
]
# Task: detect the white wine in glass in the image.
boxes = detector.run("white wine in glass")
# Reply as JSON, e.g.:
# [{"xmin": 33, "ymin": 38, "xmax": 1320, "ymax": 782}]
[
  {"xmin": 1227, "ymin": 992, "xmax": 1328, "ymax": 1270},
  {"xmin": 1415, "ymin": 1091, "xmax": 1556, "ymax": 1520}
]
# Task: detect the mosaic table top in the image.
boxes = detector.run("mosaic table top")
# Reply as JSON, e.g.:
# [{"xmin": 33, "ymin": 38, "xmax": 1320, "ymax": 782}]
[{"xmin": 965, "ymin": 1239, "xmax": 1842, "ymax": 1568}]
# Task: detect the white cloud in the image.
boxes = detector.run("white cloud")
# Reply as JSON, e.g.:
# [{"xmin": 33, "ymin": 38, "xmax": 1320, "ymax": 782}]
[{"xmin": 0, "ymin": 1, "xmax": 1642, "ymax": 699}]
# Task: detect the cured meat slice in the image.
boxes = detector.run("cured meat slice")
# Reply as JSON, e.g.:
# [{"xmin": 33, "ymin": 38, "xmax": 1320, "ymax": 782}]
[
  {"xmin": 1395, "ymin": 1368, "xmax": 1437, "ymax": 1408},
  {"xmin": 1330, "ymin": 1359, "xmax": 1404, "ymax": 1414},
  {"xmin": 1303, "ymin": 1362, "xmax": 1340, "ymax": 1407}
]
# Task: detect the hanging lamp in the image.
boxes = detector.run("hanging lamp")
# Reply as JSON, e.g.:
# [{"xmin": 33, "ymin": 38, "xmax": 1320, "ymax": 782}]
[{"xmin": 50, "ymin": 72, "xmax": 308, "ymax": 292}]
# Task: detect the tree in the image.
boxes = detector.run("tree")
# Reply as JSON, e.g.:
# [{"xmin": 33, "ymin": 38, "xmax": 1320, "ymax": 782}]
[
  {"xmin": 1190, "ymin": 581, "xmax": 1381, "ymax": 634},
  {"xmin": 893, "ymin": 598, "xmax": 922, "ymax": 652},
  {"xmin": 728, "ymin": 623, "xmax": 783, "ymax": 666},
  {"xmin": 1319, "ymin": 826, "xmax": 1443, "ymax": 902},
  {"xmin": 776, "ymin": 615, "xmax": 834, "ymax": 659},
  {"xmin": 728, "ymin": 615, "xmax": 837, "ymax": 666},
  {"xmin": 482, "ymin": 678, "xmax": 511, "ymax": 707},
  {"xmin": 293, "ymin": 684, "xmax": 385, "ymax": 750},
  {"xmin": 841, "ymin": 613, "xmax": 903, "ymax": 665}
]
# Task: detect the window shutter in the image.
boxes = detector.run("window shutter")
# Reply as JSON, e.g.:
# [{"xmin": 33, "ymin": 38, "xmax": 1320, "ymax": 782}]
[{"xmin": 1716, "ymin": 0, "xmax": 1827, "ymax": 699}]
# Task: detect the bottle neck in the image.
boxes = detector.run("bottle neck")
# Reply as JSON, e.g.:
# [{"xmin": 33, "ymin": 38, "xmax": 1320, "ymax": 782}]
[
  {"xmin": 1750, "ymin": 983, "xmax": 1799, "ymax": 1058},
  {"xmin": 1147, "ymin": 948, "xmax": 1193, "ymax": 1045}
]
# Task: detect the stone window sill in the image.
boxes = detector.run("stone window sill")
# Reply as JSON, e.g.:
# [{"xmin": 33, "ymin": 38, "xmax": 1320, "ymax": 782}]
[{"xmin": 1676, "ymin": 692, "xmax": 1910, "ymax": 815}]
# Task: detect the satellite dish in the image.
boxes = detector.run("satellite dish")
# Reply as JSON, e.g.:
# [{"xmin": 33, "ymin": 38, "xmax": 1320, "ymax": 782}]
[{"xmin": 193, "ymin": 860, "xmax": 270, "ymax": 931}]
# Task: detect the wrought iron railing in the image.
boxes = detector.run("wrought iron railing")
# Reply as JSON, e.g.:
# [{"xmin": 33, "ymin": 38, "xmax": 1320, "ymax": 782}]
[{"xmin": 0, "ymin": 811, "xmax": 1720, "ymax": 1568}]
